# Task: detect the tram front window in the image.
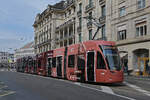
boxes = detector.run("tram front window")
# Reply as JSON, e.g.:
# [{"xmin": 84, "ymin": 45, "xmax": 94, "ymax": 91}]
[{"xmin": 100, "ymin": 45, "xmax": 122, "ymax": 71}]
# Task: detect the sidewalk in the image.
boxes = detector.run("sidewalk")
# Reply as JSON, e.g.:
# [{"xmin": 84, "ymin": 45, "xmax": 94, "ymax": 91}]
[{"xmin": 124, "ymin": 74, "xmax": 150, "ymax": 81}]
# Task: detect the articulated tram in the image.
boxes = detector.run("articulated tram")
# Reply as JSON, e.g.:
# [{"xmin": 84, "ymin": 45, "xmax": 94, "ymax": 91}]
[{"xmin": 16, "ymin": 40, "xmax": 123, "ymax": 83}]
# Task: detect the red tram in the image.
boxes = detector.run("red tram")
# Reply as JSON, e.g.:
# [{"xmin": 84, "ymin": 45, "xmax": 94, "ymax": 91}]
[{"xmin": 16, "ymin": 40, "xmax": 123, "ymax": 83}]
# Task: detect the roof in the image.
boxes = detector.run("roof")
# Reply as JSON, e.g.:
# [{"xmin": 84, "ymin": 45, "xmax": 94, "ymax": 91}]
[
  {"xmin": 52, "ymin": 1, "xmax": 65, "ymax": 9},
  {"xmin": 20, "ymin": 42, "xmax": 34, "ymax": 49}
]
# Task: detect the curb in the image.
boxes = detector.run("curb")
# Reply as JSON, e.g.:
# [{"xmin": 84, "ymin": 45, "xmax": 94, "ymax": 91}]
[{"xmin": 124, "ymin": 75, "xmax": 150, "ymax": 81}]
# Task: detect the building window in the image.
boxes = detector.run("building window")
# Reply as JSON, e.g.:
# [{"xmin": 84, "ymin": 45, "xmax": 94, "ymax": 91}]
[
  {"xmin": 89, "ymin": 29, "xmax": 92, "ymax": 40},
  {"xmin": 60, "ymin": 42, "xmax": 63, "ymax": 47},
  {"xmin": 137, "ymin": 0, "xmax": 145, "ymax": 9},
  {"xmin": 65, "ymin": 13, "xmax": 67, "ymax": 17},
  {"xmin": 60, "ymin": 31, "xmax": 63, "ymax": 38},
  {"xmin": 69, "ymin": 38, "xmax": 73, "ymax": 45},
  {"xmin": 64, "ymin": 40, "xmax": 67, "ymax": 46},
  {"xmin": 89, "ymin": 0, "xmax": 92, "ymax": 5},
  {"xmin": 79, "ymin": 17, "xmax": 82, "ymax": 28},
  {"xmin": 101, "ymin": 5, "xmax": 106, "ymax": 17},
  {"xmin": 119, "ymin": 6, "xmax": 126, "ymax": 17},
  {"xmin": 102, "ymin": 25, "xmax": 106, "ymax": 38},
  {"xmin": 74, "ymin": 7, "xmax": 76, "ymax": 12},
  {"xmin": 89, "ymin": 12, "xmax": 92, "ymax": 20},
  {"xmin": 79, "ymin": 33, "xmax": 82, "ymax": 42},
  {"xmin": 79, "ymin": 3, "xmax": 82, "ymax": 12},
  {"xmin": 69, "ymin": 10, "xmax": 71, "ymax": 15},
  {"xmin": 136, "ymin": 24, "xmax": 147, "ymax": 37},
  {"xmin": 118, "ymin": 30, "xmax": 127, "ymax": 40}
]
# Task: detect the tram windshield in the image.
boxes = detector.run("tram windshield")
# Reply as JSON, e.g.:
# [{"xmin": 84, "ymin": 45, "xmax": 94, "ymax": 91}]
[{"xmin": 100, "ymin": 45, "xmax": 122, "ymax": 71}]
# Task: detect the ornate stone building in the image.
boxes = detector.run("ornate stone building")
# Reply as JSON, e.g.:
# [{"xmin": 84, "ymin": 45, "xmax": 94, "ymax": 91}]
[
  {"xmin": 14, "ymin": 42, "xmax": 35, "ymax": 62},
  {"xmin": 33, "ymin": 0, "xmax": 107, "ymax": 53},
  {"xmin": 106, "ymin": 0, "xmax": 150, "ymax": 73},
  {"xmin": 0, "ymin": 52, "xmax": 9, "ymax": 67}
]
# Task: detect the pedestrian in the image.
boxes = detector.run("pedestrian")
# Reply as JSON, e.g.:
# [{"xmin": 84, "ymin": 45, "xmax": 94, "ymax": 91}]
[{"xmin": 124, "ymin": 59, "xmax": 129, "ymax": 75}]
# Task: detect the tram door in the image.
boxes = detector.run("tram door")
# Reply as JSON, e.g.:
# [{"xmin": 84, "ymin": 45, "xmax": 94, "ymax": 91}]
[
  {"xmin": 47, "ymin": 58, "xmax": 52, "ymax": 76},
  {"xmin": 77, "ymin": 54, "xmax": 85, "ymax": 82},
  {"xmin": 57, "ymin": 56, "xmax": 62, "ymax": 77},
  {"xmin": 87, "ymin": 51, "xmax": 95, "ymax": 82}
]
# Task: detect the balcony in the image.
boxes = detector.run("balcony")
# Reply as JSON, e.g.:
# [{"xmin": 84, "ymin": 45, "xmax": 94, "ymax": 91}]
[
  {"xmin": 99, "ymin": 0, "xmax": 106, "ymax": 5},
  {"xmin": 99, "ymin": 16, "xmax": 106, "ymax": 24},
  {"xmin": 56, "ymin": 18, "xmax": 75, "ymax": 31},
  {"xmin": 87, "ymin": 21, "xmax": 92, "ymax": 29},
  {"xmin": 77, "ymin": 10, "xmax": 82, "ymax": 17},
  {"xmin": 57, "ymin": 34, "xmax": 75, "ymax": 42},
  {"xmin": 97, "ymin": 36, "xmax": 107, "ymax": 41},
  {"xmin": 77, "ymin": 26, "xmax": 82, "ymax": 33},
  {"xmin": 85, "ymin": 2, "xmax": 95, "ymax": 12}
]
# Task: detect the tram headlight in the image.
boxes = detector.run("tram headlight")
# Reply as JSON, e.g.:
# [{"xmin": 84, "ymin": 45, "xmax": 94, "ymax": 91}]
[
  {"xmin": 101, "ymin": 72, "xmax": 105, "ymax": 75},
  {"xmin": 109, "ymin": 78, "xmax": 112, "ymax": 81}
]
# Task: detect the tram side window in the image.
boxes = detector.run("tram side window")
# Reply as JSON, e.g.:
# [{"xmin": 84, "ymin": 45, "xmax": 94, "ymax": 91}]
[
  {"xmin": 33, "ymin": 60, "xmax": 36, "ymax": 68},
  {"xmin": 68, "ymin": 55, "xmax": 75, "ymax": 68},
  {"xmin": 77, "ymin": 55, "xmax": 85, "ymax": 70},
  {"xmin": 29, "ymin": 60, "xmax": 33, "ymax": 67},
  {"xmin": 31, "ymin": 61, "xmax": 33, "ymax": 67},
  {"xmin": 48, "ymin": 58, "xmax": 52, "ymax": 68},
  {"xmin": 52, "ymin": 57, "xmax": 56, "ymax": 68},
  {"xmin": 29, "ymin": 61, "xmax": 31, "ymax": 67},
  {"xmin": 97, "ymin": 52, "xmax": 106, "ymax": 69},
  {"xmin": 38, "ymin": 60, "xmax": 41, "ymax": 68}
]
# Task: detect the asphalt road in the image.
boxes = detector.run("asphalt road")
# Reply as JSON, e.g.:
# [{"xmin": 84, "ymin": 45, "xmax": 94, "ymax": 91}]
[{"xmin": 0, "ymin": 71, "xmax": 150, "ymax": 100}]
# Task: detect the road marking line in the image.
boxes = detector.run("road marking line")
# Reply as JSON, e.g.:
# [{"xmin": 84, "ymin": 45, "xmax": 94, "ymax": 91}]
[
  {"xmin": 0, "ymin": 86, "xmax": 8, "ymax": 89},
  {"xmin": 124, "ymin": 82, "xmax": 150, "ymax": 97},
  {"xmin": 101, "ymin": 86, "xmax": 115, "ymax": 94},
  {"xmin": 0, "ymin": 91, "xmax": 15, "ymax": 97},
  {"xmin": 74, "ymin": 83, "xmax": 135, "ymax": 100},
  {"xmin": 0, "ymin": 82, "xmax": 4, "ymax": 84},
  {"xmin": 74, "ymin": 82, "xmax": 81, "ymax": 85},
  {"xmin": 18, "ymin": 72, "xmax": 135, "ymax": 100}
]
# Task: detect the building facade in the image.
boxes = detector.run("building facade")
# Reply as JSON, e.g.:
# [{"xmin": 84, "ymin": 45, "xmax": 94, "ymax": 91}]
[
  {"xmin": 33, "ymin": 0, "xmax": 150, "ymax": 74},
  {"xmin": 14, "ymin": 42, "xmax": 35, "ymax": 62},
  {"xmin": 33, "ymin": 1, "xmax": 65, "ymax": 54},
  {"xmin": 0, "ymin": 52, "xmax": 9, "ymax": 67},
  {"xmin": 0, "ymin": 52, "xmax": 14, "ymax": 68},
  {"xmin": 107, "ymin": 0, "xmax": 150, "ymax": 74},
  {"xmin": 33, "ymin": 0, "xmax": 107, "ymax": 54}
]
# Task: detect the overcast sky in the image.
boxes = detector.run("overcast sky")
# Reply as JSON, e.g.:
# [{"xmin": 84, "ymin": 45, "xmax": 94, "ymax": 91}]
[{"xmin": 0, "ymin": 0, "xmax": 61, "ymax": 53}]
